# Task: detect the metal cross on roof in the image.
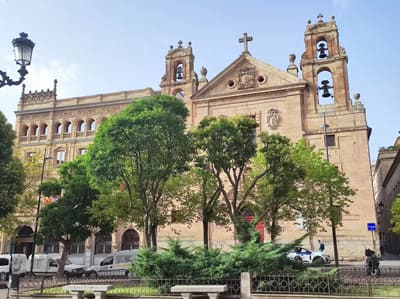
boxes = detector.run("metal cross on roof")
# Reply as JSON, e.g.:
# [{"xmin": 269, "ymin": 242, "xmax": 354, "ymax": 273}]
[{"xmin": 239, "ymin": 32, "xmax": 253, "ymax": 55}]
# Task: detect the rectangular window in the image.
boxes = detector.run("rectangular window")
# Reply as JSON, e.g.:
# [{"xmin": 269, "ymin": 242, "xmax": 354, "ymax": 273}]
[
  {"xmin": 325, "ymin": 134, "xmax": 335, "ymax": 147},
  {"xmin": 79, "ymin": 148, "xmax": 87, "ymax": 155},
  {"xmin": 56, "ymin": 151, "xmax": 65, "ymax": 165},
  {"xmin": 70, "ymin": 241, "xmax": 85, "ymax": 254},
  {"xmin": 44, "ymin": 241, "xmax": 60, "ymax": 254}
]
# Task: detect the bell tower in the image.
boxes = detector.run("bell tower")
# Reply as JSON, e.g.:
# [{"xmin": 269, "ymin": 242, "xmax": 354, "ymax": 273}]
[
  {"xmin": 301, "ymin": 14, "xmax": 351, "ymax": 113},
  {"xmin": 300, "ymin": 15, "xmax": 377, "ymax": 259},
  {"xmin": 160, "ymin": 40, "xmax": 198, "ymax": 122}
]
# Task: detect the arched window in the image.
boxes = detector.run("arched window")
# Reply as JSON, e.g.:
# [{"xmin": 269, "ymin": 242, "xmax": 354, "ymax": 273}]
[
  {"xmin": 22, "ymin": 125, "xmax": 29, "ymax": 136},
  {"xmin": 175, "ymin": 63, "xmax": 184, "ymax": 81},
  {"xmin": 65, "ymin": 121, "xmax": 73, "ymax": 133},
  {"xmin": 78, "ymin": 120, "xmax": 85, "ymax": 132},
  {"xmin": 32, "ymin": 125, "xmax": 39, "ymax": 136},
  {"xmin": 41, "ymin": 124, "xmax": 48, "ymax": 135},
  {"xmin": 17, "ymin": 225, "xmax": 33, "ymax": 238},
  {"xmin": 121, "ymin": 229, "xmax": 140, "ymax": 250},
  {"xmin": 317, "ymin": 70, "xmax": 334, "ymax": 105},
  {"xmin": 316, "ymin": 39, "xmax": 329, "ymax": 59},
  {"xmin": 95, "ymin": 234, "xmax": 112, "ymax": 254},
  {"xmin": 88, "ymin": 119, "xmax": 96, "ymax": 131},
  {"xmin": 55, "ymin": 123, "xmax": 62, "ymax": 134}
]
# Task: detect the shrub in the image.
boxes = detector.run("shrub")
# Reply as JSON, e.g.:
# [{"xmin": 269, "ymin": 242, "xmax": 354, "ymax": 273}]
[{"xmin": 131, "ymin": 237, "xmax": 302, "ymax": 280}]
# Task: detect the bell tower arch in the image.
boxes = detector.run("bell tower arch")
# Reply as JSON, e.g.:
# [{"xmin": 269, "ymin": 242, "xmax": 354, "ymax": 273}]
[
  {"xmin": 301, "ymin": 14, "xmax": 351, "ymax": 113},
  {"xmin": 160, "ymin": 40, "xmax": 198, "ymax": 123}
]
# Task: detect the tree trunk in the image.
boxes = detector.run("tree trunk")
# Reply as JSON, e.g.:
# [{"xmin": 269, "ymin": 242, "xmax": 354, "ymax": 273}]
[
  {"xmin": 143, "ymin": 215, "xmax": 151, "ymax": 248},
  {"xmin": 58, "ymin": 239, "xmax": 70, "ymax": 278},
  {"xmin": 150, "ymin": 223, "xmax": 157, "ymax": 251},
  {"xmin": 202, "ymin": 219, "xmax": 209, "ymax": 250}
]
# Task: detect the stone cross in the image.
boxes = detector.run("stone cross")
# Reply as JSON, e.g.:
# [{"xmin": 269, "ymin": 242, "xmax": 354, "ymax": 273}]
[
  {"xmin": 239, "ymin": 33, "xmax": 253, "ymax": 54},
  {"xmin": 317, "ymin": 13, "xmax": 324, "ymax": 22}
]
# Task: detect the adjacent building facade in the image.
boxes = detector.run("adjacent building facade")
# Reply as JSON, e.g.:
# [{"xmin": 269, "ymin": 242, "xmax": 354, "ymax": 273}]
[
  {"xmin": 373, "ymin": 136, "xmax": 400, "ymax": 255},
  {"xmin": 1, "ymin": 15, "xmax": 377, "ymax": 264}
]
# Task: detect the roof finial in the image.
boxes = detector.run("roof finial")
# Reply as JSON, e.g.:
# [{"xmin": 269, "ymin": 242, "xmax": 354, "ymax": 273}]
[
  {"xmin": 239, "ymin": 32, "xmax": 253, "ymax": 55},
  {"xmin": 317, "ymin": 13, "xmax": 324, "ymax": 23}
]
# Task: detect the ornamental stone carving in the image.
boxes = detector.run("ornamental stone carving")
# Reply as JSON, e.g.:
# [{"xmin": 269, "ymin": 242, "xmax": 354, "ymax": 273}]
[
  {"xmin": 237, "ymin": 66, "xmax": 256, "ymax": 89},
  {"xmin": 266, "ymin": 108, "xmax": 280, "ymax": 130}
]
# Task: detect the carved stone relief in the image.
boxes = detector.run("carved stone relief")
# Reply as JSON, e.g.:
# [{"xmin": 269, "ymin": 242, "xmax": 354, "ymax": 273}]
[
  {"xmin": 266, "ymin": 108, "xmax": 280, "ymax": 130},
  {"xmin": 237, "ymin": 66, "xmax": 256, "ymax": 89}
]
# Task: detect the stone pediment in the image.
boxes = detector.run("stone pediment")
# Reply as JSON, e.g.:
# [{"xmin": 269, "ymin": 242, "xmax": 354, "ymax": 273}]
[{"xmin": 192, "ymin": 54, "xmax": 305, "ymax": 100}]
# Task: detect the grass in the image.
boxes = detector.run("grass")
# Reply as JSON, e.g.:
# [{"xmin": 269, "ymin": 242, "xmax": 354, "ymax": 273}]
[{"xmin": 30, "ymin": 285, "xmax": 159, "ymax": 296}]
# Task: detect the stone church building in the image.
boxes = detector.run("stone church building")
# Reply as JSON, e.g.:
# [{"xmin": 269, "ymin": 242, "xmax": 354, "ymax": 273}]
[{"xmin": 1, "ymin": 15, "xmax": 377, "ymax": 264}]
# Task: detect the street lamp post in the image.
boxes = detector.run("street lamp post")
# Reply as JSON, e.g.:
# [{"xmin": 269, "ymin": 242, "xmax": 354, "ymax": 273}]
[
  {"xmin": 0, "ymin": 32, "xmax": 35, "ymax": 88},
  {"xmin": 322, "ymin": 111, "xmax": 340, "ymax": 267},
  {"xmin": 30, "ymin": 148, "xmax": 52, "ymax": 276}
]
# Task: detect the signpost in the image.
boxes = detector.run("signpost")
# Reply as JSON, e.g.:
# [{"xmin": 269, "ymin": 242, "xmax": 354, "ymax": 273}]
[
  {"xmin": 367, "ymin": 223, "xmax": 376, "ymax": 231},
  {"xmin": 368, "ymin": 223, "xmax": 377, "ymax": 253}
]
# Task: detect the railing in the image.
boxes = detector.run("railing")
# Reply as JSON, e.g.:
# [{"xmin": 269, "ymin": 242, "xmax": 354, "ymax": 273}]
[
  {"xmin": 15, "ymin": 267, "xmax": 400, "ymax": 298},
  {"xmin": 17, "ymin": 275, "xmax": 240, "ymax": 296},
  {"xmin": 252, "ymin": 268, "xmax": 400, "ymax": 297}
]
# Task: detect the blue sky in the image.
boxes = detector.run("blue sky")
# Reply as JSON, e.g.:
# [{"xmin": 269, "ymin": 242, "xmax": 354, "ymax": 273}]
[{"xmin": 0, "ymin": 0, "xmax": 398, "ymax": 161}]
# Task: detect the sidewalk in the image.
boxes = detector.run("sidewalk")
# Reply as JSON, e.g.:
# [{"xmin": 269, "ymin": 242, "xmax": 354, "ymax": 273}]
[
  {"xmin": 331, "ymin": 252, "xmax": 400, "ymax": 267},
  {"xmin": 380, "ymin": 252, "xmax": 400, "ymax": 266}
]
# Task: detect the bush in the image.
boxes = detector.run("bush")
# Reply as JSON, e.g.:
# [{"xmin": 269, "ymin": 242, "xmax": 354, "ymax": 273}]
[{"xmin": 131, "ymin": 237, "xmax": 302, "ymax": 280}]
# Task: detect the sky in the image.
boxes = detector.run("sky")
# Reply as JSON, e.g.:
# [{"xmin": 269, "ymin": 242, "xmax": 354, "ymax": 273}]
[{"xmin": 0, "ymin": 0, "xmax": 398, "ymax": 161}]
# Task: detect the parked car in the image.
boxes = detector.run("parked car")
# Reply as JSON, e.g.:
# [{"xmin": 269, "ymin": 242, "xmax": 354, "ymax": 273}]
[
  {"xmin": 287, "ymin": 246, "xmax": 331, "ymax": 265},
  {"xmin": 27, "ymin": 254, "xmax": 85, "ymax": 277},
  {"xmin": 85, "ymin": 250, "xmax": 139, "ymax": 278},
  {"xmin": 0, "ymin": 254, "xmax": 28, "ymax": 281}
]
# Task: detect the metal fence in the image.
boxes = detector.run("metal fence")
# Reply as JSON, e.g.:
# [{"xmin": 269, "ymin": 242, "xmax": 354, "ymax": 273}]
[
  {"xmin": 252, "ymin": 267, "xmax": 400, "ymax": 297},
  {"xmin": 14, "ymin": 267, "xmax": 400, "ymax": 298},
  {"xmin": 17, "ymin": 275, "xmax": 240, "ymax": 296}
]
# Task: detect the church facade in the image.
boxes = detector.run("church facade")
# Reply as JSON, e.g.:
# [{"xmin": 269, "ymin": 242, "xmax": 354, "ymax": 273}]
[{"xmin": 1, "ymin": 15, "xmax": 377, "ymax": 263}]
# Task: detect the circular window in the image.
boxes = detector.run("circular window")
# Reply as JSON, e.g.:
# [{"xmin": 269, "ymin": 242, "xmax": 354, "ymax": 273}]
[
  {"xmin": 227, "ymin": 79, "xmax": 235, "ymax": 88},
  {"xmin": 257, "ymin": 75, "xmax": 267, "ymax": 84}
]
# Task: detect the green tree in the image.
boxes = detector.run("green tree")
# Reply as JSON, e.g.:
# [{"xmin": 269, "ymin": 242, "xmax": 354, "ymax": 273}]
[
  {"xmin": 88, "ymin": 95, "xmax": 192, "ymax": 250},
  {"xmin": 249, "ymin": 136, "xmax": 355, "ymax": 242},
  {"xmin": 38, "ymin": 157, "xmax": 113, "ymax": 277},
  {"xmin": 291, "ymin": 140, "xmax": 355, "ymax": 235},
  {"xmin": 249, "ymin": 133, "xmax": 304, "ymax": 242},
  {"xmin": 0, "ymin": 111, "xmax": 25, "ymax": 221},
  {"xmin": 391, "ymin": 195, "xmax": 400, "ymax": 233},
  {"xmin": 192, "ymin": 115, "xmax": 267, "ymax": 243},
  {"xmin": 166, "ymin": 168, "xmax": 228, "ymax": 249}
]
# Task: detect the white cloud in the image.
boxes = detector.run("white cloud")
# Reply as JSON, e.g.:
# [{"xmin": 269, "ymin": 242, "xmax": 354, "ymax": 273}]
[
  {"xmin": 24, "ymin": 60, "xmax": 80, "ymax": 98},
  {"xmin": 0, "ymin": 59, "xmax": 80, "ymax": 127}
]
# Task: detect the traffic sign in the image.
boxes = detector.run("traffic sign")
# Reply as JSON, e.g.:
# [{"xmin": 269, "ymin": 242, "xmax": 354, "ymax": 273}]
[{"xmin": 367, "ymin": 223, "xmax": 376, "ymax": 231}]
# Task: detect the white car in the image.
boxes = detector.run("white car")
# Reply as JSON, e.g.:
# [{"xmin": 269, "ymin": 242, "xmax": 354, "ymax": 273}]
[{"xmin": 287, "ymin": 246, "xmax": 331, "ymax": 265}]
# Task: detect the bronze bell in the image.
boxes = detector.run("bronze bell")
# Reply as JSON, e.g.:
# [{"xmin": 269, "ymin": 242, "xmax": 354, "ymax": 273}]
[
  {"xmin": 317, "ymin": 43, "xmax": 328, "ymax": 59},
  {"xmin": 319, "ymin": 80, "xmax": 332, "ymax": 97}
]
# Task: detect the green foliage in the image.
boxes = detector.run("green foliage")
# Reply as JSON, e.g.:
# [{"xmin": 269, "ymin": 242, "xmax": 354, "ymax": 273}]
[
  {"xmin": 39, "ymin": 180, "xmax": 62, "ymax": 197},
  {"xmin": 87, "ymin": 95, "xmax": 192, "ymax": 249},
  {"xmin": 249, "ymin": 133, "xmax": 304, "ymax": 241},
  {"xmin": 192, "ymin": 115, "xmax": 265, "ymax": 243},
  {"xmin": 0, "ymin": 156, "xmax": 25, "ymax": 221},
  {"xmin": 39, "ymin": 157, "xmax": 113, "ymax": 276},
  {"xmin": 132, "ymin": 238, "xmax": 302, "ymax": 280},
  {"xmin": 0, "ymin": 111, "xmax": 25, "ymax": 221},
  {"xmin": 391, "ymin": 195, "xmax": 400, "ymax": 233},
  {"xmin": 249, "ymin": 135, "xmax": 355, "ymax": 240}
]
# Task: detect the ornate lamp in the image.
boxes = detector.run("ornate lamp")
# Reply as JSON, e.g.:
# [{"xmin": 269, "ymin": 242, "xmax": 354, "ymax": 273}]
[{"xmin": 0, "ymin": 32, "xmax": 35, "ymax": 88}]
